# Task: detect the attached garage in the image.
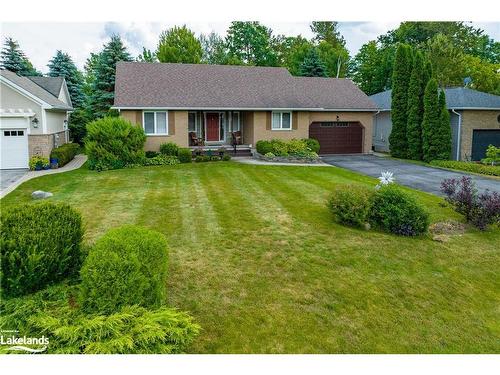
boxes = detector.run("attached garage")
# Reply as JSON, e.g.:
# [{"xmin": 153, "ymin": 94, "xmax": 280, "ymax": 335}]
[
  {"xmin": 309, "ymin": 121, "xmax": 363, "ymax": 154},
  {"xmin": 0, "ymin": 117, "xmax": 29, "ymax": 169},
  {"xmin": 471, "ymin": 129, "xmax": 500, "ymax": 161}
]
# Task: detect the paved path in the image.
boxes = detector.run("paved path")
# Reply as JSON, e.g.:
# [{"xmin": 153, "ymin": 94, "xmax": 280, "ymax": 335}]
[
  {"xmin": 0, "ymin": 154, "xmax": 87, "ymax": 198},
  {"xmin": 322, "ymin": 154, "xmax": 500, "ymax": 196}
]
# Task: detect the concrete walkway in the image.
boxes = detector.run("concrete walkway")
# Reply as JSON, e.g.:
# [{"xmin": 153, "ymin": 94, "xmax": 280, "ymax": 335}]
[
  {"xmin": 0, "ymin": 154, "xmax": 87, "ymax": 198},
  {"xmin": 233, "ymin": 157, "xmax": 332, "ymax": 167},
  {"xmin": 322, "ymin": 154, "xmax": 500, "ymax": 196}
]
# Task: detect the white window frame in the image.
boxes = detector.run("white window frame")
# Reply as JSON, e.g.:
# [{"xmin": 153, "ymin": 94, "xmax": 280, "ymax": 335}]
[
  {"xmin": 231, "ymin": 111, "xmax": 240, "ymax": 132},
  {"xmin": 143, "ymin": 111, "xmax": 169, "ymax": 136},
  {"xmin": 271, "ymin": 111, "xmax": 292, "ymax": 131},
  {"xmin": 188, "ymin": 111, "xmax": 198, "ymax": 134}
]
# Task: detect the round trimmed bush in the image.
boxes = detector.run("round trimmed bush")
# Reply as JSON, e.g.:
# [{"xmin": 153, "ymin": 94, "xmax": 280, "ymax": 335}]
[
  {"xmin": 256, "ymin": 140, "xmax": 272, "ymax": 155},
  {"xmin": 85, "ymin": 116, "xmax": 146, "ymax": 171},
  {"xmin": 160, "ymin": 142, "xmax": 179, "ymax": 156},
  {"xmin": 369, "ymin": 185, "xmax": 430, "ymax": 236},
  {"xmin": 328, "ymin": 184, "xmax": 374, "ymax": 227},
  {"xmin": 79, "ymin": 225, "xmax": 169, "ymax": 314},
  {"xmin": 0, "ymin": 202, "xmax": 83, "ymax": 298},
  {"xmin": 178, "ymin": 148, "xmax": 193, "ymax": 163}
]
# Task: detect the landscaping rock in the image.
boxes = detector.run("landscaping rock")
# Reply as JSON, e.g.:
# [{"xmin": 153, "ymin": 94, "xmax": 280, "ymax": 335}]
[{"xmin": 32, "ymin": 190, "xmax": 53, "ymax": 200}]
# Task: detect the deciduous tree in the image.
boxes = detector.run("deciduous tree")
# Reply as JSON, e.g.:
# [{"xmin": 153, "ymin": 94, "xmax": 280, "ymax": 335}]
[{"xmin": 156, "ymin": 26, "xmax": 202, "ymax": 64}]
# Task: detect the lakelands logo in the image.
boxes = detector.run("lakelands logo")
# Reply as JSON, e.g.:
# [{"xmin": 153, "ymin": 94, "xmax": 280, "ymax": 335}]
[{"xmin": 1, "ymin": 330, "xmax": 49, "ymax": 353}]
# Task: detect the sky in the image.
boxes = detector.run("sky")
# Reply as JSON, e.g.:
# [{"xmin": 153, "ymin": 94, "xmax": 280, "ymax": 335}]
[{"xmin": 1, "ymin": 21, "xmax": 499, "ymax": 73}]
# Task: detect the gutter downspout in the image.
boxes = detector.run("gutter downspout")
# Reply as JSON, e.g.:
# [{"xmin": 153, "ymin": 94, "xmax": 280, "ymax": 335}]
[
  {"xmin": 373, "ymin": 110, "xmax": 380, "ymax": 152},
  {"xmin": 451, "ymin": 109, "xmax": 461, "ymax": 161}
]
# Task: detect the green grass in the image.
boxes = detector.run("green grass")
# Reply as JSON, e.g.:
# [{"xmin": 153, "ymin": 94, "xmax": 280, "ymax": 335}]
[{"xmin": 2, "ymin": 162, "xmax": 499, "ymax": 353}]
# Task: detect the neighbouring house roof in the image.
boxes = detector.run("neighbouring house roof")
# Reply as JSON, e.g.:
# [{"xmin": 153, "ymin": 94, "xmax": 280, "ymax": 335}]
[
  {"xmin": 370, "ymin": 87, "xmax": 500, "ymax": 111},
  {"xmin": 113, "ymin": 62, "xmax": 377, "ymax": 111},
  {"xmin": 0, "ymin": 69, "xmax": 73, "ymax": 110}
]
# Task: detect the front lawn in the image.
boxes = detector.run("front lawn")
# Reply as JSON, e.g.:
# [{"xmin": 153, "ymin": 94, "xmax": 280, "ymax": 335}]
[{"xmin": 2, "ymin": 162, "xmax": 499, "ymax": 353}]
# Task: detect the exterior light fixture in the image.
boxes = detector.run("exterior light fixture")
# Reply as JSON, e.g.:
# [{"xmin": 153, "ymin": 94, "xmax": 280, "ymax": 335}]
[{"xmin": 31, "ymin": 116, "xmax": 39, "ymax": 128}]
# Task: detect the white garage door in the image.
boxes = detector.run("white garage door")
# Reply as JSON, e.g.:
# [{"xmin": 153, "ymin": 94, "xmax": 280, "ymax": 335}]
[{"xmin": 1, "ymin": 126, "xmax": 29, "ymax": 169}]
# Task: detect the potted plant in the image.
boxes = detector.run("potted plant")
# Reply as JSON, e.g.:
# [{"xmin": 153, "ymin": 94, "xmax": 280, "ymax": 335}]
[{"xmin": 50, "ymin": 157, "xmax": 59, "ymax": 169}]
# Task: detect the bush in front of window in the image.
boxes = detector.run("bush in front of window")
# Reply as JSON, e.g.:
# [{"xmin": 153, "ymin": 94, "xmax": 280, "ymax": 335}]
[
  {"xmin": 85, "ymin": 117, "xmax": 146, "ymax": 171},
  {"xmin": 177, "ymin": 148, "xmax": 193, "ymax": 163},
  {"xmin": 256, "ymin": 140, "xmax": 273, "ymax": 155},
  {"xmin": 145, "ymin": 151, "xmax": 160, "ymax": 158},
  {"xmin": 79, "ymin": 225, "xmax": 169, "ymax": 314},
  {"xmin": 269, "ymin": 139, "xmax": 289, "ymax": 156},
  {"xmin": 0, "ymin": 202, "xmax": 84, "ymax": 298},
  {"xmin": 159, "ymin": 142, "xmax": 179, "ymax": 156}
]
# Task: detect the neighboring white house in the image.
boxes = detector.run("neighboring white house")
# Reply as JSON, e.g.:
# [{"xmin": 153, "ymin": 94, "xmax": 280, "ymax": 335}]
[{"xmin": 0, "ymin": 69, "xmax": 73, "ymax": 169}]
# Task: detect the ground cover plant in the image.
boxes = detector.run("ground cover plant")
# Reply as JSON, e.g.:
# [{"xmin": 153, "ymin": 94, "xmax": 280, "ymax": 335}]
[{"xmin": 2, "ymin": 162, "xmax": 499, "ymax": 353}]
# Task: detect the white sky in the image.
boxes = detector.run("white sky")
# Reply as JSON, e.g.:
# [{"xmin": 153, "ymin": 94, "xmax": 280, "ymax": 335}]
[{"xmin": 1, "ymin": 22, "xmax": 499, "ymax": 73}]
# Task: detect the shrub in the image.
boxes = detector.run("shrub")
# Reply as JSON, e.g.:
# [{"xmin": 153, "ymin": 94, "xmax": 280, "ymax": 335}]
[
  {"xmin": 194, "ymin": 155, "xmax": 204, "ymax": 162},
  {"xmin": 80, "ymin": 225, "xmax": 169, "ymax": 314},
  {"xmin": 0, "ymin": 203, "xmax": 83, "ymax": 298},
  {"xmin": 85, "ymin": 117, "xmax": 146, "ymax": 171},
  {"xmin": 264, "ymin": 152, "xmax": 275, "ymax": 158},
  {"xmin": 222, "ymin": 154, "xmax": 231, "ymax": 161},
  {"xmin": 328, "ymin": 185, "xmax": 374, "ymax": 227},
  {"xmin": 430, "ymin": 160, "xmax": 500, "ymax": 177},
  {"xmin": 210, "ymin": 155, "xmax": 220, "ymax": 161},
  {"xmin": 369, "ymin": 185, "xmax": 429, "ymax": 236},
  {"xmin": 270, "ymin": 139, "xmax": 288, "ymax": 156},
  {"xmin": 145, "ymin": 150, "xmax": 160, "ymax": 158},
  {"xmin": 302, "ymin": 138, "xmax": 320, "ymax": 153},
  {"xmin": 256, "ymin": 140, "xmax": 272, "ymax": 155},
  {"xmin": 286, "ymin": 139, "xmax": 308, "ymax": 155},
  {"xmin": 0, "ymin": 284, "xmax": 200, "ymax": 354},
  {"xmin": 29, "ymin": 155, "xmax": 49, "ymax": 170},
  {"xmin": 178, "ymin": 148, "xmax": 193, "ymax": 163},
  {"xmin": 159, "ymin": 142, "xmax": 179, "ymax": 156},
  {"xmin": 143, "ymin": 155, "xmax": 180, "ymax": 166},
  {"xmin": 481, "ymin": 144, "xmax": 500, "ymax": 165},
  {"xmin": 441, "ymin": 176, "xmax": 500, "ymax": 230},
  {"xmin": 50, "ymin": 143, "xmax": 80, "ymax": 167}
]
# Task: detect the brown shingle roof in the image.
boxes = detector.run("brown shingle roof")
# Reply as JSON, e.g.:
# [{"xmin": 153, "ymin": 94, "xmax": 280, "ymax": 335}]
[{"xmin": 113, "ymin": 62, "xmax": 376, "ymax": 111}]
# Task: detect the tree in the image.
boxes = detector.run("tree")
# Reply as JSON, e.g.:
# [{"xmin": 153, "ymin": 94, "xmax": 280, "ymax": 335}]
[
  {"xmin": 422, "ymin": 79, "xmax": 442, "ymax": 162},
  {"xmin": 276, "ymin": 36, "xmax": 314, "ymax": 76},
  {"xmin": 87, "ymin": 35, "xmax": 132, "ymax": 120},
  {"xmin": 406, "ymin": 50, "xmax": 426, "ymax": 160},
  {"xmin": 426, "ymin": 34, "xmax": 466, "ymax": 87},
  {"xmin": 137, "ymin": 48, "xmax": 157, "ymax": 62},
  {"xmin": 463, "ymin": 54, "xmax": 500, "ymax": 95},
  {"xmin": 225, "ymin": 21, "xmax": 277, "ymax": 66},
  {"xmin": 310, "ymin": 21, "xmax": 346, "ymax": 48},
  {"xmin": 389, "ymin": 44, "xmax": 412, "ymax": 158},
  {"xmin": 0, "ymin": 37, "xmax": 41, "ymax": 76},
  {"xmin": 48, "ymin": 50, "xmax": 85, "ymax": 108},
  {"xmin": 199, "ymin": 32, "xmax": 234, "ymax": 65},
  {"xmin": 436, "ymin": 89, "xmax": 452, "ymax": 160},
  {"xmin": 298, "ymin": 47, "xmax": 327, "ymax": 77},
  {"xmin": 317, "ymin": 40, "xmax": 350, "ymax": 78},
  {"xmin": 156, "ymin": 26, "xmax": 202, "ymax": 64}
]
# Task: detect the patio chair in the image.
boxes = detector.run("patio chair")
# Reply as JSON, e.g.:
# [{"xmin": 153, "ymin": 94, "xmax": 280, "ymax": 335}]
[
  {"xmin": 189, "ymin": 132, "xmax": 201, "ymax": 146},
  {"xmin": 231, "ymin": 131, "xmax": 242, "ymax": 146}
]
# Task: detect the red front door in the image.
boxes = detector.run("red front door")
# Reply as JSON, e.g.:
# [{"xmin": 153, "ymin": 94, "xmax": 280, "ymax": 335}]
[{"xmin": 206, "ymin": 113, "xmax": 220, "ymax": 141}]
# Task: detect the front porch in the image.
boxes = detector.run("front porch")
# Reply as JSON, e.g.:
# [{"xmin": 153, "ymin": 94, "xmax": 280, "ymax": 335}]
[{"xmin": 187, "ymin": 110, "xmax": 250, "ymax": 148}]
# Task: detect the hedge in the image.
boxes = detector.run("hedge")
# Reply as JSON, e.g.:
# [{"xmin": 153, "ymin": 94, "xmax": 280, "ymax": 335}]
[
  {"xmin": 177, "ymin": 148, "xmax": 193, "ymax": 163},
  {"xmin": 430, "ymin": 160, "xmax": 500, "ymax": 177},
  {"xmin": 79, "ymin": 225, "xmax": 169, "ymax": 314},
  {"xmin": 328, "ymin": 185, "xmax": 373, "ymax": 227},
  {"xmin": 0, "ymin": 203, "xmax": 83, "ymax": 298},
  {"xmin": 50, "ymin": 143, "xmax": 80, "ymax": 167},
  {"xmin": 256, "ymin": 139, "xmax": 319, "ymax": 158}
]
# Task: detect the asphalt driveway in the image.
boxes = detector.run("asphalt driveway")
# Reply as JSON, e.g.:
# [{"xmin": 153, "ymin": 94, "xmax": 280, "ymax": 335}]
[
  {"xmin": 322, "ymin": 155, "xmax": 500, "ymax": 196},
  {"xmin": 1, "ymin": 169, "xmax": 28, "ymax": 196}
]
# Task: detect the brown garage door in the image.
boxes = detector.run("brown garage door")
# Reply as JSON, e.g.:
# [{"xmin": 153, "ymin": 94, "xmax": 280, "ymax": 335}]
[{"xmin": 309, "ymin": 121, "xmax": 363, "ymax": 154}]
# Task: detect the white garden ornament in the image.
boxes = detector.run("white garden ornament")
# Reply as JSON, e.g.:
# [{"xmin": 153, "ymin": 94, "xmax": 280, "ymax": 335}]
[{"xmin": 376, "ymin": 171, "xmax": 395, "ymax": 189}]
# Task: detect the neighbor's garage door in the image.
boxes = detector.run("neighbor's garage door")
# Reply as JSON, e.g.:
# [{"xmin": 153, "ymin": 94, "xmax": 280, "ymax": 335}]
[
  {"xmin": 309, "ymin": 121, "xmax": 363, "ymax": 154},
  {"xmin": 1, "ymin": 127, "xmax": 29, "ymax": 169},
  {"xmin": 471, "ymin": 129, "xmax": 500, "ymax": 161}
]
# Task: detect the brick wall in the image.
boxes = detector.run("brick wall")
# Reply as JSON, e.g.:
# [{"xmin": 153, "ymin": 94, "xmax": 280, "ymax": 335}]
[
  {"xmin": 28, "ymin": 131, "xmax": 68, "ymax": 158},
  {"xmin": 459, "ymin": 110, "xmax": 500, "ymax": 160}
]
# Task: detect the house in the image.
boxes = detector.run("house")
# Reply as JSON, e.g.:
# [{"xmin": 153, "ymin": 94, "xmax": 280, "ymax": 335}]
[
  {"xmin": 112, "ymin": 62, "xmax": 377, "ymax": 155},
  {"xmin": 0, "ymin": 69, "xmax": 73, "ymax": 169},
  {"xmin": 370, "ymin": 88, "xmax": 500, "ymax": 161}
]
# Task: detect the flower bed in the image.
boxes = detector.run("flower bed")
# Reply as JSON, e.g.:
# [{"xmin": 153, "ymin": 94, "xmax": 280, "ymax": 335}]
[
  {"xmin": 255, "ymin": 139, "xmax": 320, "ymax": 163},
  {"xmin": 254, "ymin": 152, "xmax": 321, "ymax": 164}
]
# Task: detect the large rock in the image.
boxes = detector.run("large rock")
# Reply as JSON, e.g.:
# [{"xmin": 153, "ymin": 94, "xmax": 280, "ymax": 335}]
[{"xmin": 32, "ymin": 190, "xmax": 53, "ymax": 200}]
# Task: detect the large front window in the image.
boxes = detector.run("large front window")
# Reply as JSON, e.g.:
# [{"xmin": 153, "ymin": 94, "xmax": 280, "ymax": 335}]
[
  {"xmin": 143, "ymin": 111, "xmax": 168, "ymax": 135},
  {"xmin": 271, "ymin": 111, "xmax": 292, "ymax": 130}
]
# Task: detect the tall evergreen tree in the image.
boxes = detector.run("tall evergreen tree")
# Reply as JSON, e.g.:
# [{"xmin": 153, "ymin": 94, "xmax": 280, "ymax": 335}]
[
  {"xmin": 406, "ymin": 50, "xmax": 426, "ymax": 160},
  {"xmin": 298, "ymin": 47, "xmax": 327, "ymax": 77},
  {"xmin": 389, "ymin": 44, "xmax": 412, "ymax": 158},
  {"xmin": 1, "ymin": 37, "xmax": 41, "ymax": 76},
  {"xmin": 48, "ymin": 50, "xmax": 85, "ymax": 108},
  {"xmin": 87, "ymin": 35, "xmax": 132, "ymax": 119},
  {"xmin": 422, "ymin": 78, "xmax": 441, "ymax": 162},
  {"xmin": 436, "ymin": 89, "xmax": 452, "ymax": 160}
]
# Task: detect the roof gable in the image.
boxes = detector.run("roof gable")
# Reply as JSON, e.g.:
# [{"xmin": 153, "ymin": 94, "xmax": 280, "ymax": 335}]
[{"xmin": 113, "ymin": 62, "xmax": 376, "ymax": 110}]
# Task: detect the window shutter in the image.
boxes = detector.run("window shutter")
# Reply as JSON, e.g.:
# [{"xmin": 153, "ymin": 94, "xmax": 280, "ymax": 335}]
[
  {"xmin": 169, "ymin": 111, "xmax": 175, "ymax": 135},
  {"xmin": 292, "ymin": 112, "xmax": 298, "ymax": 130},
  {"xmin": 266, "ymin": 112, "xmax": 272, "ymax": 130}
]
